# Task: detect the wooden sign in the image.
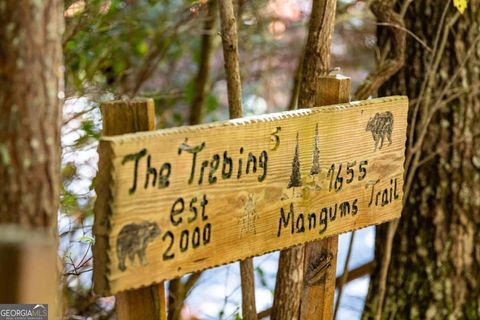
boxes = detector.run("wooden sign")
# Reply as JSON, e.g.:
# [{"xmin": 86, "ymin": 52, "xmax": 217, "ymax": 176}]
[{"xmin": 93, "ymin": 96, "xmax": 408, "ymax": 295}]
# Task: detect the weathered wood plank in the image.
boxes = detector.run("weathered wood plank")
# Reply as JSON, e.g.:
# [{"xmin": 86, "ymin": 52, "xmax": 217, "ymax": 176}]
[{"xmin": 94, "ymin": 96, "xmax": 408, "ymax": 295}]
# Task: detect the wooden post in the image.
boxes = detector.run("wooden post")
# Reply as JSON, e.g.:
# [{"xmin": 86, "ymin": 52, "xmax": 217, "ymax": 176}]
[
  {"xmin": 0, "ymin": 226, "xmax": 57, "ymax": 319},
  {"xmin": 100, "ymin": 99, "xmax": 166, "ymax": 320},
  {"xmin": 273, "ymin": 0, "xmax": 338, "ymax": 317},
  {"xmin": 300, "ymin": 75, "xmax": 351, "ymax": 320}
]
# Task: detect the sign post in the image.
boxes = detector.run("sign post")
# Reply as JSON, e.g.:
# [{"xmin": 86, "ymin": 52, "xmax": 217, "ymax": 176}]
[
  {"xmin": 95, "ymin": 99, "xmax": 166, "ymax": 320},
  {"xmin": 300, "ymin": 75, "xmax": 351, "ymax": 320},
  {"xmin": 93, "ymin": 95, "xmax": 408, "ymax": 296}
]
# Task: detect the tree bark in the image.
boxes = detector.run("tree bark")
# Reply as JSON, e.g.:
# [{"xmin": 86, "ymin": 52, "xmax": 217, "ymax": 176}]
[
  {"xmin": 168, "ymin": 3, "xmax": 218, "ymax": 317},
  {"xmin": 364, "ymin": 1, "xmax": 480, "ymax": 319},
  {"xmin": 189, "ymin": 0, "xmax": 218, "ymax": 125},
  {"xmin": 297, "ymin": 0, "xmax": 337, "ymax": 109},
  {"xmin": 219, "ymin": 1, "xmax": 256, "ymax": 319},
  {"xmin": 272, "ymin": 247, "xmax": 304, "ymax": 320},
  {"xmin": 0, "ymin": 0, "xmax": 63, "ymax": 229},
  {"xmin": 219, "ymin": 0, "xmax": 243, "ymax": 118},
  {"xmin": 288, "ymin": 46, "xmax": 305, "ymax": 111},
  {"xmin": 0, "ymin": 1, "xmax": 63, "ymax": 316}
]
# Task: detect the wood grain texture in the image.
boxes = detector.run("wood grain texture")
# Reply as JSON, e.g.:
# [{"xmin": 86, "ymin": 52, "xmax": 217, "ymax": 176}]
[
  {"xmin": 300, "ymin": 75, "xmax": 350, "ymax": 320},
  {"xmin": 301, "ymin": 236, "xmax": 338, "ymax": 320},
  {"xmin": 315, "ymin": 75, "xmax": 351, "ymax": 107},
  {"xmin": 101, "ymin": 99, "xmax": 156, "ymax": 136},
  {"xmin": 94, "ymin": 99, "xmax": 166, "ymax": 320},
  {"xmin": 94, "ymin": 96, "xmax": 408, "ymax": 295},
  {"xmin": 115, "ymin": 285, "xmax": 166, "ymax": 320}
]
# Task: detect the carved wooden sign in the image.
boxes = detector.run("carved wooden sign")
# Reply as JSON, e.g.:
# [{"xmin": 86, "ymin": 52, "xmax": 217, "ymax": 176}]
[{"xmin": 93, "ymin": 96, "xmax": 408, "ymax": 295}]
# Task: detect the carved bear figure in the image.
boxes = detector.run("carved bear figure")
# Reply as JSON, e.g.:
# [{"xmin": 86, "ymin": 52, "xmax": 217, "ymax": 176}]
[
  {"xmin": 116, "ymin": 221, "xmax": 160, "ymax": 271},
  {"xmin": 366, "ymin": 111, "xmax": 394, "ymax": 151}
]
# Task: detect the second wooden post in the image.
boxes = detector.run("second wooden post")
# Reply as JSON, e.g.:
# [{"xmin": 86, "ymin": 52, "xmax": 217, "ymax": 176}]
[{"xmin": 300, "ymin": 75, "xmax": 351, "ymax": 320}]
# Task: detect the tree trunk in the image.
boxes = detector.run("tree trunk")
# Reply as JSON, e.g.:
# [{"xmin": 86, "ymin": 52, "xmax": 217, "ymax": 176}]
[
  {"xmin": 364, "ymin": 1, "xmax": 480, "ymax": 319},
  {"xmin": 168, "ymin": 2, "xmax": 218, "ymax": 317},
  {"xmin": 0, "ymin": 0, "xmax": 63, "ymax": 229},
  {"xmin": 189, "ymin": 0, "xmax": 218, "ymax": 125},
  {"xmin": 219, "ymin": 0, "xmax": 243, "ymax": 118},
  {"xmin": 0, "ymin": 0, "xmax": 63, "ymax": 316},
  {"xmin": 219, "ymin": 1, "xmax": 257, "ymax": 319}
]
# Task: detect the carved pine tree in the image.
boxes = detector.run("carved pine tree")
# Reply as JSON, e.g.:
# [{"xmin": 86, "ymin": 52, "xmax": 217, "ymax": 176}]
[
  {"xmin": 287, "ymin": 133, "xmax": 302, "ymax": 189},
  {"xmin": 310, "ymin": 124, "xmax": 320, "ymax": 176}
]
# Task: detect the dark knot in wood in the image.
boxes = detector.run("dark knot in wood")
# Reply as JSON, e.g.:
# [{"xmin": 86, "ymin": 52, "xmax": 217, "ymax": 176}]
[{"xmin": 304, "ymin": 250, "xmax": 334, "ymax": 286}]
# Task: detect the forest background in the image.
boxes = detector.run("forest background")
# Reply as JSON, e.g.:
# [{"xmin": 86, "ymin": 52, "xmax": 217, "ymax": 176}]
[{"xmin": 3, "ymin": 0, "xmax": 477, "ymax": 319}]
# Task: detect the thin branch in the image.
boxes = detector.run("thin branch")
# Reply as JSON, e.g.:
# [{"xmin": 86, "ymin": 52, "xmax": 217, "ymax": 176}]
[
  {"xmin": 335, "ymin": 261, "xmax": 373, "ymax": 287},
  {"xmin": 219, "ymin": 1, "xmax": 256, "ymax": 319},
  {"xmin": 405, "ymin": 32, "xmax": 480, "ymax": 178},
  {"xmin": 219, "ymin": 0, "xmax": 243, "ymax": 119},
  {"xmin": 63, "ymin": 105, "xmax": 97, "ymax": 126},
  {"xmin": 184, "ymin": 272, "xmax": 203, "ymax": 294},
  {"xmin": 297, "ymin": 0, "xmax": 337, "ymax": 109},
  {"xmin": 239, "ymin": 258, "xmax": 256, "ymax": 320},
  {"xmin": 416, "ymin": 132, "xmax": 480, "ymax": 168},
  {"xmin": 287, "ymin": 44, "xmax": 305, "ymax": 111},
  {"xmin": 354, "ymin": 0, "xmax": 406, "ymax": 100},
  {"xmin": 374, "ymin": 218, "xmax": 398, "ymax": 320},
  {"xmin": 64, "ymin": 268, "xmax": 93, "ymax": 276},
  {"xmin": 190, "ymin": 0, "xmax": 218, "ymax": 125},
  {"xmin": 129, "ymin": 5, "xmax": 205, "ymax": 96},
  {"xmin": 333, "ymin": 231, "xmax": 356, "ymax": 319},
  {"xmin": 357, "ymin": 2, "xmax": 406, "ymax": 318},
  {"xmin": 375, "ymin": 22, "xmax": 431, "ymax": 52},
  {"xmin": 407, "ymin": 1, "xmax": 451, "ymax": 153}
]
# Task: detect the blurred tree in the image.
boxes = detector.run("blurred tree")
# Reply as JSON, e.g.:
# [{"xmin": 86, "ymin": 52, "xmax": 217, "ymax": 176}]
[
  {"xmin": 364, "ymin": 0, "xmax": 480, "ymax": 319},
  {"xmin": 0, "ymin": 0, "xmax": 63, "ymax": 314},
  {"xmin": 0, "ymin": 0, "xmax": 63, "ymax": 228},
  {"xmin": 64, "ymin": 0, "xmax": 203, "ymax": 97}
]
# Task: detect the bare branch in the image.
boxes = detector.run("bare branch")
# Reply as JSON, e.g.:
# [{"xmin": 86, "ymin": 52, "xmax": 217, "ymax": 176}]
[
  {"xmin": 219, "ymin": 1, "xmax": 256, "ymax": 319},
  {"xmin": 190, "ymin": 0, "xmax": 218, "ymax": 125},
  {"xmin": 219, "ymin": 0, "xmax": 243, "ymax": 119},
  {"xmin": 354, "ymin": 0, "xmax": 406, "ymax": 100},
  {"xmin": 333, "ymin": 231, "xmax": 356, "ymax": 319}
]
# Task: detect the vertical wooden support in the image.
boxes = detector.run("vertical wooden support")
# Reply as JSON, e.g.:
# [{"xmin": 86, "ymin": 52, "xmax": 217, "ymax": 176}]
[
  {"xmin": 300, "ymin": 76, "xmax": 351, "ymax": 320},
  {"xmin": 101, "ymin": 99, "xmax": 166, "ymax": 320},
  {"xmin": 0, "ymin": 226, "xmax": 57, "ymax": 319}
]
